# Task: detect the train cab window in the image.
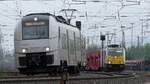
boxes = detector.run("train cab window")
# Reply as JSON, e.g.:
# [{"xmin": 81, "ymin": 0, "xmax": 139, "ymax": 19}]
[
  {"xmin": 22, "ymin": 22, "xmax": 49, "ymax": 40},
  {"xmin": 108, "ymin": 48, "xmax": 123, "ymax": 56}
]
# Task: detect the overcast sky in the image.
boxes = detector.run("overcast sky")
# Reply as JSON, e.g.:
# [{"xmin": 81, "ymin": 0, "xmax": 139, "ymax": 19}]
[{"xmin": 0, "ymin": 0, "xmax": 150, "ymax": 53}]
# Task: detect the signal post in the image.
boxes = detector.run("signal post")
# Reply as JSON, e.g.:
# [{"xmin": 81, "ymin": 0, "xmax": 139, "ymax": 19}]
[{"xmin": 100, "ymin": 35, "xmax": 105, "ymax": 70}]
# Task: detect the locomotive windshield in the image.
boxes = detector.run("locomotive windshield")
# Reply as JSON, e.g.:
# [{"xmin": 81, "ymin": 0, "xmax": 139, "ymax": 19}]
[
  {"xmin": 22, "ymin": 21, "xmax": 49, "ymax": 40},
  {"xmin": 107, "ymin": 48, "xmax": 123, "ymax": 56}
]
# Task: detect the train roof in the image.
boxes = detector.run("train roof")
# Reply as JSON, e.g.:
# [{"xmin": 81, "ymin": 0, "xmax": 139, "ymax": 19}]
[
  {"xmin": 24, "ymin": 13, "xmax": 77, "ymax": 28},
  {"xmin": 107, "ymin": 44, "xmax": 120, "ymax": 48},
  {"xmin": 25, "ymin": 13, "xmax": 53, "ymax": 16}
]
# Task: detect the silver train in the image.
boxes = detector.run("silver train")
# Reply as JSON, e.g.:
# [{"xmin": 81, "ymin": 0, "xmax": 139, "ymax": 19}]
[{"xmin": 14, "ymin": 13, "xmax": 85, "ymax": 75}]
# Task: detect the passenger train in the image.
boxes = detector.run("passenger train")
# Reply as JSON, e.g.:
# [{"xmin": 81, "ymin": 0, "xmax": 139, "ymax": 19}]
[
  {"xmin": 105, "ymin": 44, "xmax": 125, "ymax": 71},
  {"xmin": 14, "ymin": 13, "xmax": 85, "ymax": 75}
]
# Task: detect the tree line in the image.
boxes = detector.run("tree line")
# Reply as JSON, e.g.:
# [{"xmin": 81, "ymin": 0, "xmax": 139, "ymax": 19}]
[{"xmin": 126, "ymin": 43, "xmax": 150, "ymax": 60}]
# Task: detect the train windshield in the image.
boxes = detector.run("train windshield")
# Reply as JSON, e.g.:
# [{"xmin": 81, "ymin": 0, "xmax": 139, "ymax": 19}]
[
  {"xmin": 22, "ymin": 22, "xmax": 49, "ymax": 40},
  {"xmin": 107, "ymin": 48, "xmax": 123, "ymax": 56}
]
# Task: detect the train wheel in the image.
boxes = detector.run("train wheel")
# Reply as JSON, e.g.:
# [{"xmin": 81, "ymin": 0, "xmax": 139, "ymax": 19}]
[
  {"xmin": 48, "ymin": 72, "xmax": 52, "ymax": 76},
  {"xmin": 25, "ymin": 73, "xmax": 34, "ymax": 76},
  {"xmin": 76, "ymin": 66, "xmax": 80, "ymax": 74},
  {"xmin": 72, "ymin": 66, "xmax": 80, "ymax": 75}
]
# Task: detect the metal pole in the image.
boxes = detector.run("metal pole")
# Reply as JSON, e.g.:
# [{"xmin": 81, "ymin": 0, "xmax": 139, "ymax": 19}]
[
  {"xmin": 141, "ymin": 19, "xmax": 144, "ymax": 46},
  {"xmin": 106, "ymin": 31, "xmax": 109, "ymax": 46},
  {"xmin": 121, "ymin": 25, "xmax": 125, "ymax": 48},
  {"xmin": 0, "ymin": 25, "xmax": 4, "ymax": 71},
  {"xmin": 131, "ymin": 23, "xmax": 134, "ymax": 47},
  {"xmin": 100, "ymin": 35, "xmax": 105, "ymax": 70},
  {"xmin": 101, "ymin": 40, "xmax": 104, "ymax": 69},
  {"xmin": 137, "ymin": 36, "xmax": 140, "ymax": 48},
  {"xmin": 60, "ymin": 61, "xmax": 68, "ymax": 84},
  {"xmin": 113, "ymin": 29, "xmax": 116, "ymax": 44}
]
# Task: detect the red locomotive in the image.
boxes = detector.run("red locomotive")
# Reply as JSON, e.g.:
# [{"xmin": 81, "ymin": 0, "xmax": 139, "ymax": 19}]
[{"xmin": 85, "ymin": 50, "xmax": 102, "ymax": 71}]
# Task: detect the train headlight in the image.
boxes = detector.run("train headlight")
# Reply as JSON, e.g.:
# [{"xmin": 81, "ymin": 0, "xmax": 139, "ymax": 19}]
[
  {"xmin": 22, "ymin": 49, "xmax": 26, "ymax": 53},
  {"xmin": 45, "ymin": 47, "xmax": 50, "ymax": 52},
  {"xmin": 108, "ymin": 61, "xmax": 111, "ymax": 64},
  {"xmin": 121, "ymin": 61, "xmax": 124, "ymax": 64},
  {"xmin": 34, "ymin": 17, "xmax": 38, "ymax": 21},
  {"xmin": 83, "ymin": 62, "xmax": 86, "ymax": 66}
]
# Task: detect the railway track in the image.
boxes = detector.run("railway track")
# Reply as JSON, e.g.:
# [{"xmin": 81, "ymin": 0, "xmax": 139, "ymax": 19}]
[
  {"xmin": 0, "ymin": 71, "xmax": 135, "ymax": 78},
  {"xmin": 0, "ymin": 75, "xmax": 142, "ymax": 84},
  {"xmin": 0, "ymin": 71, "xmax": 146, "ymax": 84},
  {"xmin": 0, "ymin": 71, "xmax": 136, "ymax": 80}
]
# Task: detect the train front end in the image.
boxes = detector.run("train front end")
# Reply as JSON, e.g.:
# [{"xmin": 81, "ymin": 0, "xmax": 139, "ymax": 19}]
[
  {"xmin": 14, "ymin": 14, "xmax": 54, "ymax": 74},
  {"xmin": 105, "ymin": 45, "xmax": 125, "ymax": 71}
]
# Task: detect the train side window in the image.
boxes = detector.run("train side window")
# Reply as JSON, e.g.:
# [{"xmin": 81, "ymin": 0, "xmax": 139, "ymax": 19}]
[
  {"xmin": 76, "ymin": 37, "xmax": 81, "ymax": 51},
  {"xmin": 61, "ymin": 33, "xmax": 67, "ymax": 49},
  {"xmin": 69, "ymin": 39, "xmax": 75, "ymax": 54}
]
